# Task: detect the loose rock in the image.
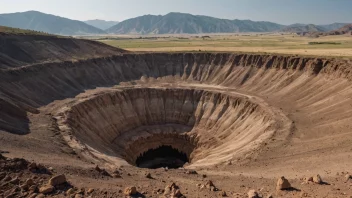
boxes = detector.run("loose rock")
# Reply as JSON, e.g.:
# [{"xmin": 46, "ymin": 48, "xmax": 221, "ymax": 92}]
[
  {"xmin": 145, "ymin": 172, "xmax": 152, "ymax": 179},
  {"xmin": 28, "ymin": 163, "xmax": 37, "ymax": 170},
  {"xmin": 221, "ymin": 191, "xmax": 227, "ymax": 197},
  {"xmin": 164, "ymin": 183, "xmax": 184, "ymax": 198},
  {"xmin": 248, "ymin": 189, "xmax": 259, "ymax": 198},
  {"xmin": 66, "ymin": 188, "xmax": 75, "ymax": 195},
  {"xmin": 48, "ymin": 174, "xmax": 66, "ymax": 186},
  {"xmin": 36, "ymin": 194, "xmax": 45, "ymax": 198},
  {"xmin": 276, "ymin": 176, "xmax": 291, "ymax": 190},
  {"xmin": 313, "ymin": 174, "xmax": 322, "ymax": 184},
  {"xmin": 304, "ymin": 176, "xmax": 313, "ymax": 183},
  {"xmin": 205, "ymin": 180, "xmax": 217, "ymax": 191},
  {"xmin": 185, "ymin": 170, "xmax": 197, "ymax": 174},
  {"xmin": 75, "ymin": 194, "xmax": 83, "ymax": 198},
  {"xmin": 112, "ymin": 169, "xmax": 121, "ymax": 178},
  {"xmin": 39, "ymin": 185, "xmax": 54, "ymax": 194},
  {"xmin": 124, "ymin": 186, "xmax": 137, "ymax": 196}
]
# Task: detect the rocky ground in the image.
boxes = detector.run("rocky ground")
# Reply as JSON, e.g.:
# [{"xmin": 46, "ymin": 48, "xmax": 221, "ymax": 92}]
[
  {"xmin": 2, "ymin": 34, "xmax": 352, "ymax": 198},
  {"xmin": 1, "ymin": 153, "xmax": 352, "ymax": 198}
]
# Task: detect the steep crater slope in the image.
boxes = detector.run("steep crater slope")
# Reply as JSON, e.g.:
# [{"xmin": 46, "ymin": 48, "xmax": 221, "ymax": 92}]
[
  {"xmin": 0, "ymin": 34, "xmax": 125, "ymax": 69},
  {"xmin": 1, "ymin": 48, "xmax": 352, "ymax": 170},
  {"xmin": 53, "ymin": 88, "xmax": 279, "ymax": 167}
]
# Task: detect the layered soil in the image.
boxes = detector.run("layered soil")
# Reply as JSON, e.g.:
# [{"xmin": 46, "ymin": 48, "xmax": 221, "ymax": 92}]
[
  {"xmin": 0, "ymin": 34, "xmax": 126, "ymax": 69},
  {"xmin": 1, "ymin": 35, "xmax": 352, "ymax": 197}
]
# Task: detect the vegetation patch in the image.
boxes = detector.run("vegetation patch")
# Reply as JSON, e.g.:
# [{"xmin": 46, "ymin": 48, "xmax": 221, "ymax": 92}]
[
  {"xmin": 308, "ymin": 42, "xmax": 342, "ymax": 45},
  {"xmin": 0, "ymin": 26, "xmax": 52, "ymax": 36}
]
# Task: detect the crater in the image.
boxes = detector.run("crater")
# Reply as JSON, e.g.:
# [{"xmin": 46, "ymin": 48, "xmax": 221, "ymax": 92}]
[{"xmin": 54, "ymin": 87, "xmax": 282, "ymax": 168}]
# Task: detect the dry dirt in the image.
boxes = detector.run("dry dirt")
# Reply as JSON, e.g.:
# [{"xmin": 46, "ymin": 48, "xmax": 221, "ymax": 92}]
[{"xmin": 1, "ymin": 34, "xmax": 352, "ymax": 198}]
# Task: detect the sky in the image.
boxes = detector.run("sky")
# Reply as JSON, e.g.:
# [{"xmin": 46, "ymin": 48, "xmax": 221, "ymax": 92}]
[{"xmin": 0, "ymin": 0, "xmax": 351, "ymax": 25}]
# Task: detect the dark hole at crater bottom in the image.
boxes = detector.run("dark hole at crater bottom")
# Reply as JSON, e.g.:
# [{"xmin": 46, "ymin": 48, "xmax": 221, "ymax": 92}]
[{"xmin": 136, "ymin": 145, "xmax": 189, "ymax": 169}]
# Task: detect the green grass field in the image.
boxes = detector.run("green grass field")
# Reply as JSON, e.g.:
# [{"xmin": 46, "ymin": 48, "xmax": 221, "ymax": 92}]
[{"xmin": 92, "ymin": 34, "xmax": 352, "ymax": 58}]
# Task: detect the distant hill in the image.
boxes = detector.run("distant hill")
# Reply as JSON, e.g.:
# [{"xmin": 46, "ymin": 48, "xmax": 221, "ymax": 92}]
[
  {"xmin": 84, "ymin": 19, "xmax": 119, "ymax": 30},
  {"xmin": 281, "ymin": 23, "xmax": 349, "ymax": 33},
  {"xmin": 0, "ymin": 11, "xmax": 105, "ymax": 35},
  {"xmin": 325, "ymin": 24, "xmax": 352, "ymax": 35},
  {"xmin": 318, "ymin": 23, "xmax": 350, "ymax": 31},
  {"xmin": 281, "ymin": 24, "xmax": 326, "ymax": 33},
  {"xmin": 106, "ymin": 12, "xmax": 284, "ymax": 34}
]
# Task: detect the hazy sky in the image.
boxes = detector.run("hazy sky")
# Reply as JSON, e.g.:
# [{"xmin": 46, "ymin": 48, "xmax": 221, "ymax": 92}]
[{"xmin": 1, "ymin": 0, "xmax": 351, "ymax": 25}]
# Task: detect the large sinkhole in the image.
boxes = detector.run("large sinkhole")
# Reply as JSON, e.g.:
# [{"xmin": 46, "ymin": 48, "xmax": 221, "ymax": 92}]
[
  {"xmin": 136, "ymin": 145, "xmax": 189, "ymax": 169},
  {"xmin": 56, "ymin": 88, "xmax": 277, "ymax": 167}
]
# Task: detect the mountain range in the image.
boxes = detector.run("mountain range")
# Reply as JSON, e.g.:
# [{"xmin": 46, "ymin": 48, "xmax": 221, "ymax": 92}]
[
  {"xmin": 281, "ymin": 23, "xmax": 348, "ymax": 33},
  {"xmin": 0, "ymin": 11, "xmax": 350, "ymax": 35},
  {"xmin": 0, "ymin": 11, "xmax": 104, "ymax": 35},
  {"xmin": 106, "ymin": 12, "xmax": 285, "ymax": 34}
]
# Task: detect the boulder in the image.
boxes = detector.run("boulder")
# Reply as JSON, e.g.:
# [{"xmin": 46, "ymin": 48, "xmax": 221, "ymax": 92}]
[
  {"xmin": 48, "ymin": 174, "xmax": 66, "ymax": 186},
  {"xmin": 345, "ymin": 174, "xmax": 351, "ymax": 181},
  {"xmin": 276, "ymin": 176, "xmax": 291, "ymax": 190}
]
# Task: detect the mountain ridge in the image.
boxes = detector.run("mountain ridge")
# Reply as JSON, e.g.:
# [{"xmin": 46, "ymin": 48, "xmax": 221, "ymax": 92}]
[
  {"xmin": 0, "ymin": 11, "xmax": 105, "ymax": 35},
  {"xmin": 0, "ymin": 11, "xmax": 350, "ymax": 35},
  {"xmin": 106, "ymin": 12, "xmax": 285, "ymax": 34}
]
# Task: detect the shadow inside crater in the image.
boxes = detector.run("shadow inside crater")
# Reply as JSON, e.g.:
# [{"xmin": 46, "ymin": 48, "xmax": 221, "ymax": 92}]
[{"xmin": 136, "ymin": 145, "xmax": 189, "ymax": 169}]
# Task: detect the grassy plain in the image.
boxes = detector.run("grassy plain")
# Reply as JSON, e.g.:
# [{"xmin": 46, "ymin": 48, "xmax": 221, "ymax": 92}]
[{"xmin": 91, "ymin": 33, "xmax": 352, "ymax": 58}]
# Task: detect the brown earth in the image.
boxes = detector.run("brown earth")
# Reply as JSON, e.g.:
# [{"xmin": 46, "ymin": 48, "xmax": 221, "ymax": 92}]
[{"xmin": 1, "ymin": 34, "xmax": 352, "ymax": 197}]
